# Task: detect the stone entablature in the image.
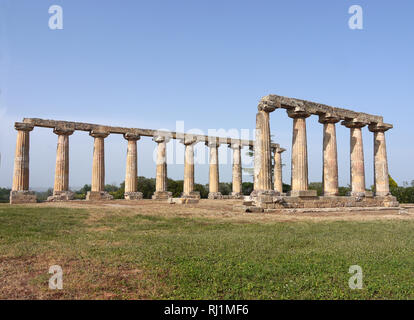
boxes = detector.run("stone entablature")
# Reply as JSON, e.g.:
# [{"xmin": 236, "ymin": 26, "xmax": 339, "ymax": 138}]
[
  {"xmin": 22, "ymin": 118, "xmax": 280, "ymax": 150},
  {"xmin": 12, "ymin": 118, "xmax": 281, "ymax": 203},
  {"xmin": 259, "ymin": 94, "xmax": 388, "ymax": 125}
]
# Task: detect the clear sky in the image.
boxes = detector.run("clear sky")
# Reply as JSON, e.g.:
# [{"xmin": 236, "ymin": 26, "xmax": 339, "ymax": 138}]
[{"xmin": 0, "ymin": 0, "xmax": 413, "ymax": 190}]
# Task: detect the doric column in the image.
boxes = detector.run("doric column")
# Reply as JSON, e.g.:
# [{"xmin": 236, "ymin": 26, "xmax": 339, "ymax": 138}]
[
  {"xmin": 319, "ymin": 113, "xmax": 340, "ymax": 196},
  {"xmin": 341, "ymin": 119, "xmax": 367, "ymax": 197},
  {"xmin": 181, "ymin": 136, "xmax": 200, "ymax": 199},
  {"xmin": 152, "ymin": 135, "xmax": 172, "ymax": 200},
  {"xmin": 287, "ymin": 108, "xmax": 316, "ymax": 197},
  {"xmin": 10, "ymin": 123, "xmax": 37, "ymax": 204},
  {"xmin": 230, "ymin": 142, "xmax": 243, "ymax": 199},
  {"xmin": 369, "ymin": 123, "xmax": 392, "ymax": 196},
  {"xmin": 252, "ymin": 101, "xmax": 278, "ymax": 196},
  {"xmin": 273, "ymin": 146, "xmax": 285, "ymax": 194},
  {"xmin": 48, "ymin": 127, "xmax": 74, "ymax": 201},
  {"xmin": 86, "ymin": 130, "xmax": 113, "ymax": 201},
  {"xmin": 123, "ymin": 133, "xmax": 143, "ymax": 200},
  {"xmin": 207, "ymin": 139, "xmax": 222, "ymax": 199}
]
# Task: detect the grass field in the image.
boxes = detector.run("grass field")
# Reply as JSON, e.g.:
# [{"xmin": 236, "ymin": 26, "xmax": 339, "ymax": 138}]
[{"xmin": 0, "ymin": 202, "xmax": 413, "ymax": 299}]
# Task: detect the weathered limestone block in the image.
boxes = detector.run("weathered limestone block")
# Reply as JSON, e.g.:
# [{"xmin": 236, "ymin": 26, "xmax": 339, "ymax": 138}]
[
  {"xmin": 124, "ymin": 192, "xmax": 143, "ymax": 200},
  {"xmin": 86, "ymin": 191, "xmax": 114, "ymax": 201},
  {"xmin": 9, "ymin": 190, "xmax": 37, "ymax": 204},
  {"xmin": 171, "ymin": 198, "xmax": 200, "ymax": 205},
  {"xmin": 152, "ymin": 191, "xmax": 172, "ymax": 200},
  {"xmin": 208, "ymin": 192, "xmax": 223, "ymax": 200},
  {"xmin": 47, "ymin": 191, "xmax": 74, "ymax": 202}
]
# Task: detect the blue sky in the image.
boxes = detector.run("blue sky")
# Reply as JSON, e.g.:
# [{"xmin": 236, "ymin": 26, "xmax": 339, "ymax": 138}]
[{"xmin": 0, "ymin": 0, "xmax": 413, "ymax": 189}]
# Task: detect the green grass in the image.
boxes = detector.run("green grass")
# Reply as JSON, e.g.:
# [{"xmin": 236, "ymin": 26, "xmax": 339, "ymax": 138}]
[{"xmin": 0, "ymin": 206, "xmax": 413, "ymax": 299}]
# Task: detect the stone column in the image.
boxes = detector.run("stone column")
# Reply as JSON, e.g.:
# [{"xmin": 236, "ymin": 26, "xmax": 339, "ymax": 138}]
[
  {"xmin": 342, "ymin": 119, "xmax": 367, "ymax": 197},
  {"xmin": 273, "ymin": 147, "xmax": 285, "ymax": 194},
  {"xmin": 252, "ymin": 102, "xmax": 278, "ymax": 197},
  {"xmin": 48, "ymin": 128, "xmax": 74, "ymax": 201},
  {"xmin": 181, "ymin": 136, "xmax": 200, "ymax": 199},
  {"xmin": 287, "ymin": 108, "xmax": 316, "ymax": 197},
  {"xmin": 123, "ymin": 133, "xmax": 143, "ymax": 200},
  {"xmin": 207, "ymin": 140, "xmax": 223, "ymax": 199},
  {"xmin": 230, "ymin": 142, "xmax": 243, "ymax": 199},
  {"xmin": 10, "ymin": 123, "xmax": 37, "ymax": 204},
  {"xmin": 319, "ymin": 113, "xmax": 340, "ymax": 197},
  {"xmin": 152, "ymin": 135, "xmax": 172, "ymax": 200},
  {"xmin": 369, "ymin": 123, "xmax": 392, "ymax": 196},
  {"xmin": 86, "ymin": 130, "xmax": 113, "ymax": 201}
]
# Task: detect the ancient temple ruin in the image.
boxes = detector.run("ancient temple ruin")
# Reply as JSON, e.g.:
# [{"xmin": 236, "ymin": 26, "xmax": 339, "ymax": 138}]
[{"xmin": 9, "ymin": 94, "xmax": 399, "ymax": 210}]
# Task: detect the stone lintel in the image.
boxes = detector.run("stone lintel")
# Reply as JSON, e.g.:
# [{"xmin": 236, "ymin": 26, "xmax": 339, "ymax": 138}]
[
  {"xmin": 260, "ymin": 94, "xmax": 385, "ymax": 124},
  {"xmin": 14, "ymin": 122, "xmax": 34, "ymax": 132}
]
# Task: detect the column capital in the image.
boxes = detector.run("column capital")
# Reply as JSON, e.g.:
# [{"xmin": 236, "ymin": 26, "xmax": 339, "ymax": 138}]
[
  {"xmin": 205, "ymin": 137, "xmax": 222, "ymax": 147},
  {"xmin": 273, "ymin": 147, "xmax": 286, "ymax": 154},
  {"xmin": 153, "ymin": 135, "xmax": 170, "ymax": 143},
  {"xmin": 53, "ymin": 127, "xmax": 74, "ymax": 136},
  {"xmin": 318, "ymin": 113, "xmax": 341, "ymax": 124},
  {"xmin": 90, "ymin": 130, "xmax": 110, "ymax": 139},
  {"xmin": 287, "ymin": 107, "xmax": 311, "ymax": 119},
  {"xmin": 228, "ymin": 142, "xmax": 242, "ymax": 149},
  {"xmin": 341, "ymin": 118, "xmax": 368, "ymax": 129},
  {"xmin": 368, "ymin": 122, "xmax": 393, "ymax": 133},
  {"xmin": 123, "ymin": 132, "xmax": 141, "ymax": 141},
  {"xmin": 180, "ymin": 135, "xmax": 198, "ymax": 146},
  {"xmin": 15, "ymin": 122, "xmax": 34, "ymax": 132}
]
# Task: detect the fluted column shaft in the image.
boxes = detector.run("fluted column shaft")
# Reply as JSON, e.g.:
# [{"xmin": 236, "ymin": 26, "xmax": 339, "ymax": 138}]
[
  {"xmin": 319, "ymin": 115, "xmax": 340, "ymax": 196},
  {"xmin": 231, "ymin": 144, "xmax": 242, "ymax": 194},
  {"xmin": 288, "ymin": 110, "xmax": 310, "ymax": 192},
  {"xmin": 90, "ymin": 131, "xmax": 109, "ymax": 192},
  {"xmin": 155, "ymin": 137, "xmax": 168, "ymax": 192},
  {"xmin": 12, "ymin": 124, "xmax": 34, "ymax": 191},
  {"xmin": 183, "ymin": 140, "xmax": 196, "ymax": 195},
  {"xmin": 342, "ymin": 120, "xmax": 366, "ymax": 196},
  {"xmin": 253, "ymin": 110, "xmax": 273, "ymax": 191},
  {"xmin": 369, "ymin": 124, "xmax": 392, "ymax": 196},
  {"xmin": 208, "ymin": 143, "xmax": 219, "ymax": 193},
  {"xmin": 273, "ymin": 147, "xmax": 284, "ymax": 193},
  {"xmin": 123, "ymin": 134, "xmax": 140, "ymax": 193},
  {"xmin": 53, "ymin": 129, "xmax": 73, "ymax": 193}
]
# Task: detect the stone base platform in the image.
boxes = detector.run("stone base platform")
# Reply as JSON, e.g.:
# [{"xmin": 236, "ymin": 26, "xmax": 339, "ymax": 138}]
[
  {"xmin": 47, "ymin": 191, "xmax": 74, "ymax": 202},
  {"xmin": 181, "ymin": 191, "xmax": 201, "ymax": 199},
  {"xmin": 169, "ymin": 198, "xmax": 200, "ymax": 204},
  {"xmin": 86, "ymin": 191, "xmax": 114, "ymax": 201},
  {"xmin": 124, "ymin": 192, "xmax": 143, "ymax": 200},
  {"xmin": 152, "ymin": 191, "xmax": 172, "ymax": 200},
  {"xmin": 9, "ymin": 191, "xmax": 37, "ymax": 204},
  {"xmin": 208, "ymin": 192, "xmax": 223, "ymax": 200},
  {"xmin": 235, "ymin": 195, "xmax": 399, "ymax": 213},
  {"xmin": 230, "ymin": 192, "xmax": 244, "ymax": 199},
  {"xmin": 288, "ymin": 190, "xmax": 318, "ymax": 198}
]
